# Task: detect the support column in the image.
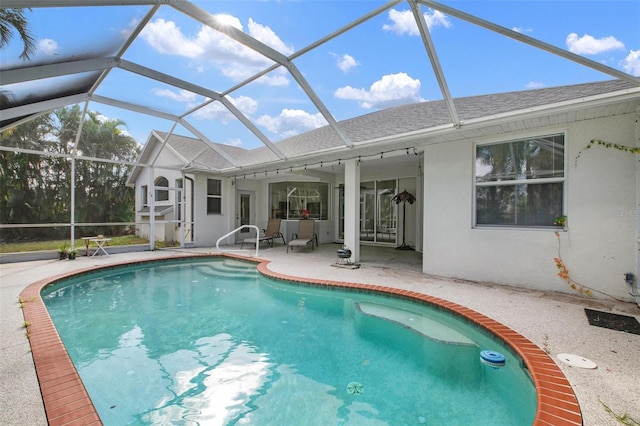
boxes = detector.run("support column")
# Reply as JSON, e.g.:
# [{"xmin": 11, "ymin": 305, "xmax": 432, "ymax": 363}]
[
  {"xmin": 70, "ymin": 157, "xmax": 76, "ymax": 249},
  {"xmin": 148, "ymin": 167, "xmax": 155, "ymax": 251},
  {"xmin": 344, "ymin": 159, "xmax": 361, "ymax": 262}
]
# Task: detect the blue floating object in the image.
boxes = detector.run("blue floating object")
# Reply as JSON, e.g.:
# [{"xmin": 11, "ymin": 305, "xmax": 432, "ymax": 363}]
[{"xmin": 480, "ymin": 350, "xmax": 506, "ymax": 368}]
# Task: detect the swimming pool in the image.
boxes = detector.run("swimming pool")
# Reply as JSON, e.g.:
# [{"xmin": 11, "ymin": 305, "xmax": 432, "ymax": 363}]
[{"xmin": 22, "ymin": 255, "xmax": 583, "ymax": 425}]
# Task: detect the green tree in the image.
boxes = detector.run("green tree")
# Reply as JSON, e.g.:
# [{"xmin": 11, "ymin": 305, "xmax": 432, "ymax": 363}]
[
  {"xmin": 0, "ymin": 8, "xmax": 36, "ymax": 60},
  {"xmin": 0, "ymin": 106, "xmax": 140, "ymax": 241},
  {"xmin": 69, "ymin": 109, "xmax": 140, "ymax": 234}
]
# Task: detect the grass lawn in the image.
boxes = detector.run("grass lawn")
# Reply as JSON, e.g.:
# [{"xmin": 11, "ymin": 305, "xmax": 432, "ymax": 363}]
[{"xmin": 0, "ymin": 235, "xmax": 154, "ymax": 254}]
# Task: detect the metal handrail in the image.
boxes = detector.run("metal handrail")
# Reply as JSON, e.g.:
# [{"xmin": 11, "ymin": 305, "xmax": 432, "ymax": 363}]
[{"xmin": 216, "ymin": 225, "xmax": 260, "ymax": 256}]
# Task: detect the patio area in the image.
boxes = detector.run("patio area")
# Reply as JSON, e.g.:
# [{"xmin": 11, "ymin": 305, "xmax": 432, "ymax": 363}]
[{"xmin": 1, "ymin": 243, "xmax": 638, "ymax": 425}]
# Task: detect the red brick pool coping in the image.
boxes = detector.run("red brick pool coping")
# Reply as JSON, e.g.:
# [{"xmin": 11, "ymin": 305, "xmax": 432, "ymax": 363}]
[{"xmin": 20, "ymin": 254, "xmax": 582, "ymax": 426}]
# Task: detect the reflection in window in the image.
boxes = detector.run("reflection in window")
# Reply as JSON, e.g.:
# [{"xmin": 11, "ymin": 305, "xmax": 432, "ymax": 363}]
[
  {"xmin": 269, "ymin": 182, "xmax": 329, "ymax": 220},
  {"xmin": 339, "ymin": 180, "xmax": 397, "ymax": 243},
  {"xmin": 475, "ymin": 134, "xmax": 564, "ymax": 226},
  {"xmin": 141, "ymin": 185, "xmax": 148, "ymax": 207},
  {"xmin": 207, "ymin": 179, "xmax": 222, "ymax": 214},
  {"xmin": 155, "ymin": 177, "xmax": 169, "ymax": 202},
  {"xmin": 175, "ymin": 178, "xmax": 183, "ymax": 226}
]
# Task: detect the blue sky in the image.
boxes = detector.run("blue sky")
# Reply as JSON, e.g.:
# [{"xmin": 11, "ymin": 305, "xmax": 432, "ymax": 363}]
[{"xmin": 2, "ymin": 1, "xmax": 639, "ymax": 149}]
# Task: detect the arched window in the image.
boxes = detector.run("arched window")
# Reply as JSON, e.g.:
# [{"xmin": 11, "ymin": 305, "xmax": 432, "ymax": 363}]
[{"xmin": 155, "ymin": 176, "xmax": 169, "ymax": 202}]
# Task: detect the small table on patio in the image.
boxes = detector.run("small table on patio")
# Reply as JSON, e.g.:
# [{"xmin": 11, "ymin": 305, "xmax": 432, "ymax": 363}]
[
  {"xmin": 90, "ymin": 237, "xmax": 111, "ymax": 257},
  {"xmin": 81, "ymin": 236, "xmax": 98, "ymax": 256}
]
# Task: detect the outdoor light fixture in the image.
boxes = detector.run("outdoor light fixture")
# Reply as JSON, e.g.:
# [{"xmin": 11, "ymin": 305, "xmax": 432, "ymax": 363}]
[{"xmin": 392, "ymin": 189, "xmax": 417, "ymax": 251}]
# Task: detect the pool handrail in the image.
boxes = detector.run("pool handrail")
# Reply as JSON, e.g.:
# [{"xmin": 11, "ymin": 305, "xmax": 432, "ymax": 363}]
[{"xmin": 216, "ymin": 225, "xmax": 260, "ymax": 256}]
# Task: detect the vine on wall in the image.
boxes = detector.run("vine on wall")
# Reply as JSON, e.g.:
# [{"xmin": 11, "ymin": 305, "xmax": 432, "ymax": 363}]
[
  {"xmin": 553, "ymin": 231, "xmax": 592, "ymax": 296},
  {"xmin": 556, "ymin": 138, "xmax": 638, "ymax": 299},
  {"xmin": 575, "ymin": 139, "xmax": 640, "ymax": 167}
]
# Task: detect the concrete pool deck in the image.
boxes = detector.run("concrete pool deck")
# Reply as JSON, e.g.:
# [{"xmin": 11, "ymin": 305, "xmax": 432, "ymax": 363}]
[{"xmin": 1, "ymin": 244, "xmax": 639, "ymax": 425}]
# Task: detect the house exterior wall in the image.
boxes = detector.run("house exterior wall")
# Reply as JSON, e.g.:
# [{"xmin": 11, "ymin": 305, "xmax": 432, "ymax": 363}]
[
  {"xmin": 134, "ymin": 165, "xmax": 182, "ymax": 243},
  {"xmin": 422, "ymin": 113, "xmax": 637, "ymax": 301},
  {"xmin": 191, "ymin": 173, "xmax": 235, "ymax": 246}
]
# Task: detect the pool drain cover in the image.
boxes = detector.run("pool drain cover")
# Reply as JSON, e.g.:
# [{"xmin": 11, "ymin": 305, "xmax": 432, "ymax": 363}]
[
  {"xmin": 556, "ymin": 353, "xmax": 597, "ymax": 369},
  {"xmin": 346, "ymin": 381, "xmax": 363, "ymax": 394}
]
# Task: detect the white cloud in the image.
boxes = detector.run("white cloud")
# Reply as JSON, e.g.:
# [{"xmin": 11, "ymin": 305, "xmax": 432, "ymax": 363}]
[
  {"xmin": 382, "ymin": 8, "xmax": 450, "ymax": 36},
  {"xmin": 37, "ymin": 38, "xmax": 58, "ymax": 56},
  {"xmin": 92, "ymin": 112, "xmax": 109, "ymax": 123},
  {"xmin": 151, "ymin": 88, "xmax": 199, "ymax": 103},
  {"xmin": 255, "ymin": 109, "xmax": 327, "ymax": 138},
  {"xmin": 192, "ymin": 95, "xmax": 258, "ymax": 123},
  {"xmin": 224, "ymin": 138, "xmax": 243, "ymax": 147},
  {"xmin": 227, "ymin": 95, "xmax": 259, "ymax": 116},
  {"xmin": 141, "ymin": 15, "xmax": 293, "ymax": 84},
  {"xmin": 334, "ymin": 72, "xmax": 425, "ymax": 109},
  {"xmin": 335, "ymin": 54, "xmax": 359, "ymax": 73},
  {"xmin": 192, "ymin": 102, "xmax": 233, "ymax": 123},
  {"xmin": 621, "ymin": 49, "xmax": 640, "ymax": 76},
  {"xmin": 247, "ymin": 18, "xmax": 293, "ymax": 55},
  {"xmin": 512, "ymin": 27, "xmax": 532, "ymax": 34},
  {"xmin": 122, "ymin": 18, "xmax": 139, "ymax": 40},
  {"xmin": 565, "ymin": 33, "xmax": 625, "ymax": 55},
  {"xmin": 525, "ymin": 81, "xmax": 546, "ymax": 89},
  {"xmin": 142, "ymin": 19, "xmax": 204, "ymax": 57}
]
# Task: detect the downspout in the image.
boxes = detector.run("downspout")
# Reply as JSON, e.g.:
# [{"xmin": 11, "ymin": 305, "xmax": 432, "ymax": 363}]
[
  {"xmin": 187, "ymin": 175, "xmax": 195, "ymax": 246},
  {"xmin": 634, "ymin": 106, "xmax": 640, "ymax": 307},
  {"xmin": 178, "ymin": 174, "xmax": 185, "ymax": 249}
]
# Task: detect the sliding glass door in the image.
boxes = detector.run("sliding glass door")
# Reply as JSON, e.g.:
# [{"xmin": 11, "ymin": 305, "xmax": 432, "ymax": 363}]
[{"xmin": 339, "ymin": 180, "xmax": 397, "ymax": 244}]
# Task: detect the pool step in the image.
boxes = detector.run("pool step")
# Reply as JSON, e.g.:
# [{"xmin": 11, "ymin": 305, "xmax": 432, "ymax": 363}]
[
  {"xmin": 221, "ymin": 259, "xmax": 257, "ymax": 270},
  {"xmin": 355, "ymin": 302, "xmax": 476, "ymax": 347},
  {"xmin": 195, "ymin": 261, "xmax": 258, "ymax": 278}
]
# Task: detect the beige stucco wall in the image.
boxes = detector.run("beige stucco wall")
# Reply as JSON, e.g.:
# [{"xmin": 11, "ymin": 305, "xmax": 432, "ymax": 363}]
[{"xmin": 422, "ymin": 113, "xmax": 637, "ymax": 301}]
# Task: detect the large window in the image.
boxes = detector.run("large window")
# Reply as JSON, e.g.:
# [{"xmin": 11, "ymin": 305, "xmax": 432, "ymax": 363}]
[
  {"xmin": 475, "ymin": 134, "xmax": 564, "ymax": 227},
  {"xmin": 207, "ymin": 179, "xmax": 222, "ymax": 214},
  {"xmin": 269, "ymin": 182, "xmax": 329, "ymax": 220}
]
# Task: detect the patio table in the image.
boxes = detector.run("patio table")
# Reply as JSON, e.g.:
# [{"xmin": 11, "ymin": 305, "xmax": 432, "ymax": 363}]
[
  {"xmin": 81, "ymin": 236, "xmax": 98, "ymax": 256},
  {"xmin": 90, "ymin": 238, "xmax": 111, "ymax": 257}
]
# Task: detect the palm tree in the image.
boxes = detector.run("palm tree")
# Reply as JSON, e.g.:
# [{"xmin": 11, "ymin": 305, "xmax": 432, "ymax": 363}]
[{"xmin": 0, "ymin": 8, "xmax": 36, "ymax": 60}]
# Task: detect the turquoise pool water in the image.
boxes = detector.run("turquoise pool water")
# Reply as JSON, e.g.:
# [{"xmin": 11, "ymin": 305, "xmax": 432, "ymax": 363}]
[{"xmin": 42, "ymin": 258, "xmax": 536, "ymax": 425}]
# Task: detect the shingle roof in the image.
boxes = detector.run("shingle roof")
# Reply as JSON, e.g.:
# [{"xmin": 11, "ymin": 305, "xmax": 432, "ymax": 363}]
[{"xmin": 150, "ymin": 79, "xmax": 639, "ymax": 172}]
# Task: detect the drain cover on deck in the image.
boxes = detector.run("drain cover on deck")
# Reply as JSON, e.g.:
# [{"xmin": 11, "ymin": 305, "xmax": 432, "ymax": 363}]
[
  {"xmin": 557, "ymin": 353, "xmax": 597, "ymax": 369},
  {"xmin": 584, "ymin": 308, "xmax": 640, "ymax": 335}
]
